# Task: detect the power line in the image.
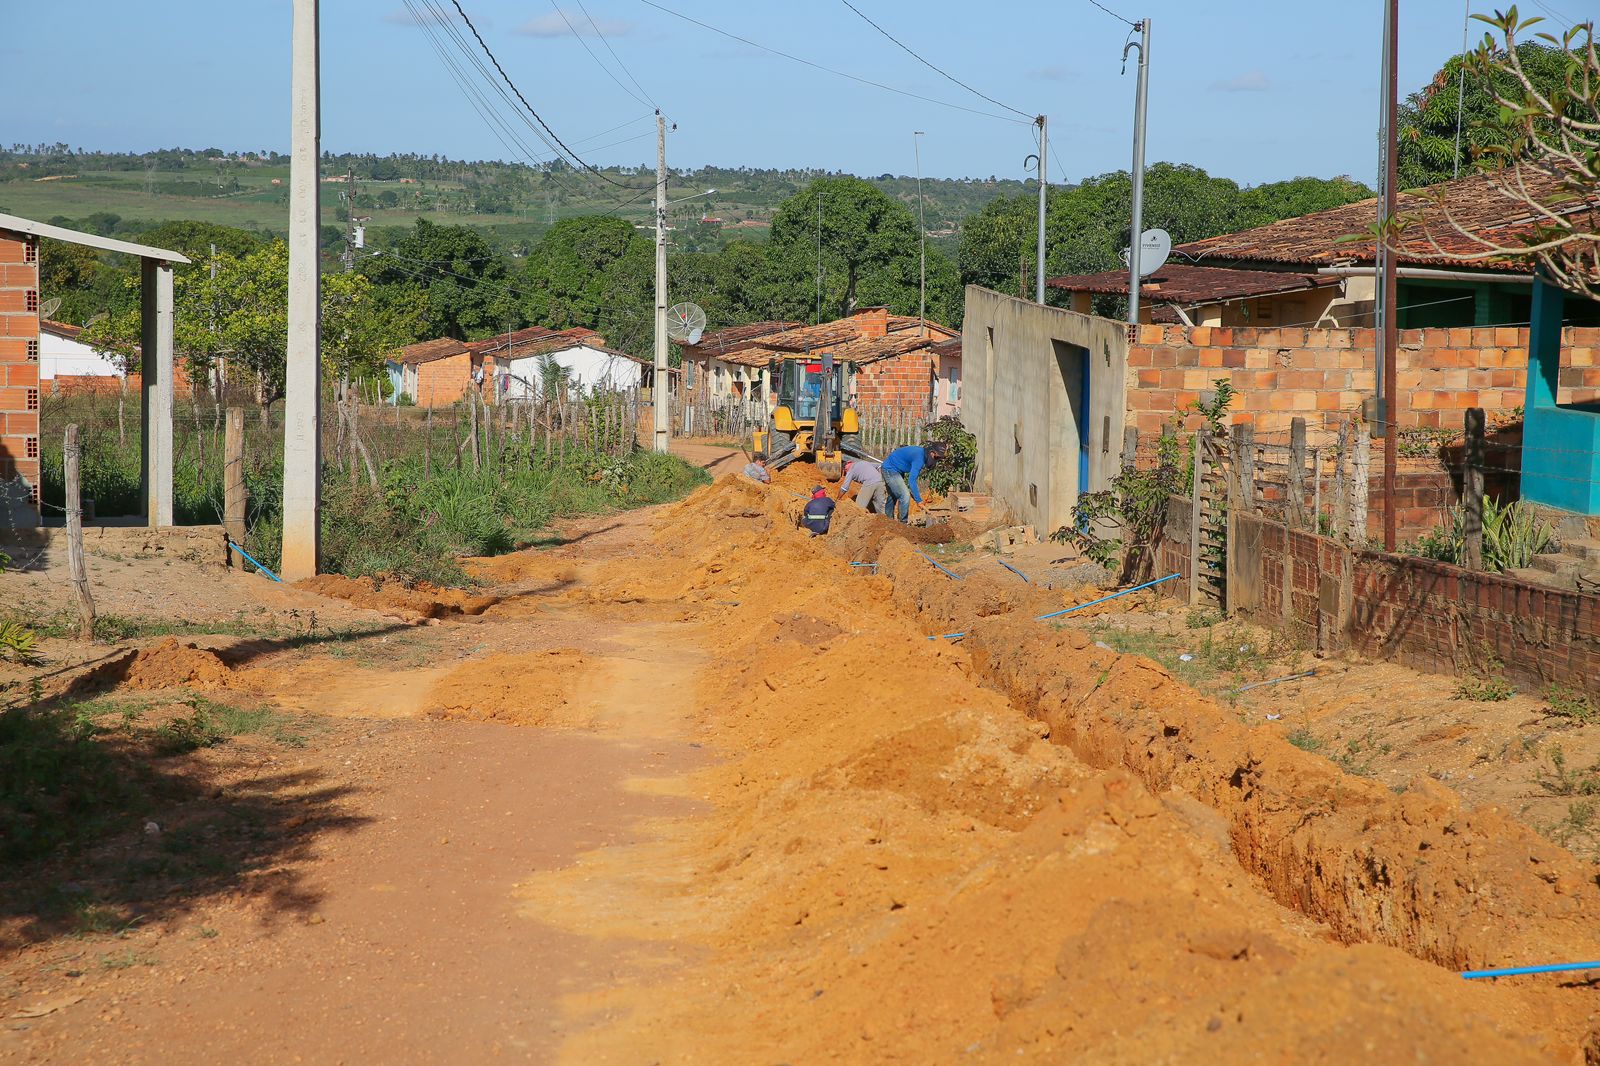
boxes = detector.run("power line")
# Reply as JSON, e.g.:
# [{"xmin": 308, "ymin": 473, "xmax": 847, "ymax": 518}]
[
  {"xmin": 637, "ymin": 0, "xmax": 1031, "ymax": 125},
  {"xmin": 445, "ymin": 0, "xmax": 638, "ymax": 188},
  {"xmin": 573, "ymin": 0, "xmax": 663, "ymax": 114},
  {"xmin": 835, "ymin": 0, "xmax": 1032, "ymax": 120},
  {"xmin": 1084, "ymin": 0, "xmax": 1137, "ymax": 28},
  {"xmin": 545, "ymin": 1, "xmax": 654, "ymax": 110}
]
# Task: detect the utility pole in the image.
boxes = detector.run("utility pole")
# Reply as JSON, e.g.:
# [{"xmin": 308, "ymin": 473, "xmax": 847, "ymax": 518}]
[
  {"xmin": 341, "ymin": 167, "xmax": 358, "ymax": 273},
  {"xmin": 1378, "ymin": 0, "xmax": 1400, "ymax": 551},
  {"xmin": 281, "ymin": 0, "xmax": 322, "ymax": 581},
  {"xmin": 914, "ymin": 131, "xmax": 926, "ymax": 335},
  {"xmin": 1124, "ymin": 17, "xmax": 1151, "ymax": 325},
  {"xmin": 652, "ymin": 111, "xmax": 670, "ymax": 454},
  {"xmin": 1035, "ymin": 115, "xmax": 1048, "ymax": 304}
]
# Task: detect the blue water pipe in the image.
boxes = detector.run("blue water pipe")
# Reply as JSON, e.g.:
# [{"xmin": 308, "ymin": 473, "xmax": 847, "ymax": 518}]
[
  {"xmin": 916, "ymin": 551, "xmax": 963, "ymax": 581},
  {"xmin": 228, "ymin": 541, "xmax": 283, "ymax": 583},
  {"xmin": 928, "ymin": 572, "xmax": 1182, "ymax": 641},
  {"xmin": 1233, "ymin": 670, "xmax": 1317, "ymax": 694},
  {"xmin": 1461, "ymin": 961, "xmax": 1600, "ymax": 980},
  {"xmin": 850, "ymin": 561, "xmax": 879, "ymax": 569},
  {"xmin": 997, "ymin": 559, "xmax": 1032, "ymax": 584}
]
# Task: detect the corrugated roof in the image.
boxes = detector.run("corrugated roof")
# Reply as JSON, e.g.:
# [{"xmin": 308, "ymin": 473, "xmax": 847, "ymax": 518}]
[
  {"xmin": 1047, "ymin": 263, "xmax": 1339, "ymax": 302},
  {"xmin": 1178, "ymin": 167, "xmax": 1588, "ymax": 271},
  {"xmin": 678, "ymin": 320, "xmax": 802, "ymax": 356},
  {"xmin": 392, "ymin": 337, "xmax": 468, "ymax": 366}
]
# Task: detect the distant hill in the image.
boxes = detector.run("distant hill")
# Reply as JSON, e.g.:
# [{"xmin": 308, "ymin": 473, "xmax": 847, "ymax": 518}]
[{"xmin": 0, "ymin": 144, "xmax": 1034, "ymax": 257}]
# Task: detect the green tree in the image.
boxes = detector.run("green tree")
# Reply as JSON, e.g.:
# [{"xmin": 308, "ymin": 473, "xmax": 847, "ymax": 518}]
[
  {"xmin": 519, "ymin": 215, "xmax": 646, "ymax": 332},
  {"xmin": 766, "ymin": 176, "xmax": 960, "ymax": 325},
  {"xmin": 363, "ymin": 218, "xmax": 518, "ymax": 339},
  {"xmin": 1398, "ymin": 39, "xmax": 1578, "ymax": 189}
]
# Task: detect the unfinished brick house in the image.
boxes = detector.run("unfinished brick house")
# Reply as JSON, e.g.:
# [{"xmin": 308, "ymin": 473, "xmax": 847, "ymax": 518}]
[
  {"xmin": 0, "ymin": 213, "xmax": 188, "ymax": 528},
  {"xmin": 675, "ymin": 307, "xmax": 958, "ymax": 417}
]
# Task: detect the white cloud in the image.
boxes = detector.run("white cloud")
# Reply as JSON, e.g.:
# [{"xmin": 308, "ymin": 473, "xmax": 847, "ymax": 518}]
[
  {"xmin": 1211, "ymin": 70, "xmax": 1270, "ymax": 92},
  {"xmin": 1030, "ymin": 65, "xmax": 1077, "ymax": 82},
  {"xmin": 516, "ymin": 9, "xmax": 634, "ymax": 38}
]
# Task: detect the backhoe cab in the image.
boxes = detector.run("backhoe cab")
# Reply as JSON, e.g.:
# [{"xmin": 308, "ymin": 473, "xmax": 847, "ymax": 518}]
[{"xmin": 751, "ymin": 352, "xmax": 870, "ymax": 481}]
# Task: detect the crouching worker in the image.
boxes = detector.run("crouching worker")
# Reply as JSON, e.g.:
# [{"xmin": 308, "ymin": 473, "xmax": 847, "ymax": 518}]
[
  {"xmin": 838, "ymin": 458, "xmax": 885, "ymax": 513},
  {"xmin": 801, "ymin": 484, "xmax": 836, "ymax": 536},
  {"xmin": 879, "ymin": 441, "xmax": 949, "ymax": 523},
  {"xmin": 743, "ymin": 458, "xmax": 771, "ymax": 483}
]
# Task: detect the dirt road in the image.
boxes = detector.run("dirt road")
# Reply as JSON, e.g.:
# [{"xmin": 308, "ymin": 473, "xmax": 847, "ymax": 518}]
[{"xmin": 5, "ymin": 463, "xmax": 1600, "ymax": 1062}]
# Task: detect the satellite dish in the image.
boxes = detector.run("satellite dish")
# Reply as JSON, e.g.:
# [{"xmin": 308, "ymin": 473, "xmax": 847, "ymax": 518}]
[
  {"xmin": 666, "ymin": 302, "xmax": 707, "ymax": 345},
  {"xmin": 39, "ymin": 296, "xmax": 62, "ymax": 320},
  {"xmin": 1118, "ymin": 229, "xmax": 1173, "ymax": 277},
  {"xmin": 85, "ymin": 312, "xmax": 108, "ymax": 329}
]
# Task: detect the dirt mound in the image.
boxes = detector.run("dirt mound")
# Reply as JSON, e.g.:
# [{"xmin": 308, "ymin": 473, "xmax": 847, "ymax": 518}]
[
  {"xmin": 298, "ymin": 574, "xmax": 498, "ymax": 619},
  {"xmin": 119, "ymin": 638, "xmax": 236, "ymax": 690},
  {"xmin": 424, "ymin": 649, "xmax": 594, "ymax": 728}
]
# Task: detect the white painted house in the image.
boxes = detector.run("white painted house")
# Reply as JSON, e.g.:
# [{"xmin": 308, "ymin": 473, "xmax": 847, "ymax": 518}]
[
  {"xmin": 40, "ymin": 319, "xmax": 125, "ymax": 380},
  {"xmin": 467, "ymin": 327, "xmax": 649, "ymax": 400}
]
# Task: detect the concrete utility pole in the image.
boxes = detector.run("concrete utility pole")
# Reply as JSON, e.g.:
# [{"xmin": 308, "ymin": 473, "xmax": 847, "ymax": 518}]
[
  {"xmin": 341, "ymin": 167, "xmax": 358, "ymax": 273},
  {"xmin": 1035, "ymin": 115, "xmax": 1048, "ymax": 304},
  {"xmin": 1124, "ymin": 18, "xmax": 1151, "ymax": 325},
  {"xmin": 1378, "ymin": 0, "xmax": 1400, "ymax": 551},
  {"xmin": 652, "ymin": 111, "xmax": 670, "ymax": 454},
  {"xmin": 281, "ymin": 0, "xmax": 322, "ymax": 581},
  {"xmin": 914, "ymin": 131, "xmax": 926, "ymax": 334}
]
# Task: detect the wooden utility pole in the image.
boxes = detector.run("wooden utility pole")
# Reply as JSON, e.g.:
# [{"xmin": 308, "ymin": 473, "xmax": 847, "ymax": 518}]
[
  {"xmin": 224, "ymin": 407, "xmax": 245, "ymax": 568},
  {"xmin": 1378, "ymin": 0, "xmax": 1400, "ymax": 551},
  {"xmin": 64, "ymin": 425, "xmax": 96, "ymax": 640}
]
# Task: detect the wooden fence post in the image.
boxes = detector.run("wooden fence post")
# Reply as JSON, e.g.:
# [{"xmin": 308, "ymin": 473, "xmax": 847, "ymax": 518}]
[
  {"xmin": 1287, "ymin": 417, "xmax": 1308, "ymax": 528},
  {"xmin": 1352, "ymin": 422, "xmax": 1371, "ymax": 545},
  {"xmin": 1122, "ymin": 426, "xmax": 1139, "ymax": 475},
  {"xmin": 64, "ymin": 424, "xmax": 96, "ymax": 640},
  {"xmin": 1238, "ymin": 424, "xmax": 1256, "ymax": 513},
  {"xmin": 1463, "ymin": 407, "xmax": 1486, "ymax": 570},
  {"xmin": 1189, "ymin": 432, "xmax": 1205, "ymax": 606},
  {"xmin": 224, "ymin": 407, "xmax": 245, "ymax": 568},
  {"xmin": 1333, "ymin": 420, "xmax": 1350, "ymax": 541}
]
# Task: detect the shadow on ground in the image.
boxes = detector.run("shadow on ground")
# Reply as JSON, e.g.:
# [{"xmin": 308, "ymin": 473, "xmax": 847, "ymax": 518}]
[{"xmin": 0, "ymin": 689, "xmax": 370, "ymax": 953}]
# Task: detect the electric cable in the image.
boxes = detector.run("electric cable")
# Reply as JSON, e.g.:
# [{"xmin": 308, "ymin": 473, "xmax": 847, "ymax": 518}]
[
  {"xmin": 637, "ymin": 0, "xmax": 1031, "ymax": 125},
  {"xmin": 574, "ymin": 0, "xmax": 664, "ymax": 114},
  {"xmin": 836, "ymin": 0, "xmax": 1032, "ymax": 120},
  {"xmin": 546, "ymin": 1, "xmax": 655, "ymax": 110},
  {"xmin": 1085, "ymin": 0, "xmax": 1136, "ymax": 28}
]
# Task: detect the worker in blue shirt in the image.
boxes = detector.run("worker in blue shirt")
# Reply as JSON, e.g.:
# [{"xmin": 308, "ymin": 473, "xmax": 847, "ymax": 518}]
[{"xmin": 879, "ymin": 441, "xmax": 948, "ymax": 523}]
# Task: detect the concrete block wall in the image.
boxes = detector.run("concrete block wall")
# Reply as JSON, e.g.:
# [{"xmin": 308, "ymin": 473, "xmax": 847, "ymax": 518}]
[
  {"xmin": 0, "ymin": 230, "xmax": 40, "ymax": 526},
  {"xmin": 1126, "ymin": 323, "xmax": 1600, "ymax": 436}
]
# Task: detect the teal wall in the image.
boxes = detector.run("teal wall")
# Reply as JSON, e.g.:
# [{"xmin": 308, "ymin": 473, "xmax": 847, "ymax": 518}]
[{"xmin": 1521, "ymin": 277, "xmax": 1600, "ymax": 515}]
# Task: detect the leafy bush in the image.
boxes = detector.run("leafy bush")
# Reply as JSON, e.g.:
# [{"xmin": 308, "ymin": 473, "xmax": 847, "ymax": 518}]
[
  {"xmin": 1546, "ymin": 684, "xmax": 1597, "ymax": 724},
  {"xmin": 924, "ymin": 416, "xmax": 976, "ymax": 496},
  {"xmin": 1406, "ymin": 497, "xmax": 1555, "ymax": 573}
]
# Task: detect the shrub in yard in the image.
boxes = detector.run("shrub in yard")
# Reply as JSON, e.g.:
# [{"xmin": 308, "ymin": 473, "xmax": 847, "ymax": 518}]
[{"xmin": 1407, "ymin": 497, "xmax": 1554, "ymax": 572}]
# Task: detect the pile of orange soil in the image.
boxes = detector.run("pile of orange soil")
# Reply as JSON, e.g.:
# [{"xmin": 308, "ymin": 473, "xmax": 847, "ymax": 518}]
[
  {"xmin": 424, "ymin": 648, "xmax": 595, "ymax": 728},
  {"xmin": 117, "ymin": 638, "xmax": 238, "ymax": 690},
  {"xmin": 515, "ymin": 476, "xmax": 1597, "ymax": 1061},
  {"xmin": 297, "ymin": 574, "xmax": 497, "ymax": 619}
]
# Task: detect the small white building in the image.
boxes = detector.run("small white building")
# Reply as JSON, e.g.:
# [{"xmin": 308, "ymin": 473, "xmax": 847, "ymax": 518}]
[
  {"xmin": 40, "ymin": 319, "xmax": 125, "ymax": 380},
  {"xmin": 469, "ymin": 327, "xmax": 648, "ymax": 400}
]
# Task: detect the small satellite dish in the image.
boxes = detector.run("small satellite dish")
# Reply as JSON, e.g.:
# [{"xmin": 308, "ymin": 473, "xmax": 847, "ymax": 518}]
[
  {"xmin": 666, "ymin": 302, "xmax": 707, "ymax": 345},
  {"xmin": 1118, "ymin": 229, "xmax": 1174, "ymax": 277},
  {"xmin": 85, "ymin": 312, "xmax": 108, "ymax": 329},
  {"xmin": 39, "ymin": 296, "xmax": 62, "ymax": 320}
]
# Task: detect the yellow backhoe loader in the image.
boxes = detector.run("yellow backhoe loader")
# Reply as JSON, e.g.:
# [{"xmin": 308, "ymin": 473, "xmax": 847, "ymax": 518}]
[{"xmin": 751, "ymin": 351, "xmax": 872, "ymax": 480}]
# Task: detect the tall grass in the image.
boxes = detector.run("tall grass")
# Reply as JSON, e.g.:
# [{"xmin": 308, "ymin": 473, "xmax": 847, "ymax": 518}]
[{"xmin": 38, "ymin": 396, "xmax": 708, "ymax": 585}]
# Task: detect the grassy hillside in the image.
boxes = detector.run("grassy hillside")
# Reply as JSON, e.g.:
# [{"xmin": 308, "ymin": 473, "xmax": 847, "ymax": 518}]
[{"xmin": 0, "ymin": 147, "xmax": 1031, "ymax": 257}]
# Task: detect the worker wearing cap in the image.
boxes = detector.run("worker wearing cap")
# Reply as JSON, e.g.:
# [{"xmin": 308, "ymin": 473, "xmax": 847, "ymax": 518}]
[
  {"xmin": 879, "ymin": 442, "xmax": 947, "ymax": 523},
  {"xmin": 838, "ymin": 458, "xmax": 885, "ymax": 514},
  {"xmin": 801, "ymin": 484, "xmax": 836, "ymax": 536}
]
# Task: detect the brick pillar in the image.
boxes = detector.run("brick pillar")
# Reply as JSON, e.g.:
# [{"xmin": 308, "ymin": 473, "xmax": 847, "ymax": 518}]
[
  {"xmin": 852, "ymin": 307, "xmax": 889, "ymax": 339},
  {"xmin": 0, "ymin": 229, "xmax": 40, "ymax": 527}
]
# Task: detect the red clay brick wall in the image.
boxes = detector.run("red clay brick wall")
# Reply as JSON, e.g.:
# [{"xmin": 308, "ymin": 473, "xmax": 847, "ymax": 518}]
[
  {"xmin": 1126, "ymin": 323, "xmax": 1600, "ymax": 436},
  {"xmin": 851, "ymin": 307, "xmax": 889, "ymax": 339},
  {"xmin": 1350, "ymin": 552, "xmax": 1600, "ymax": 700},
  {"xmin": 414, "ymin": 352, "xmax": 472, "ymax": 406},
  {"xmin": 0, "ymin": 231, "xmax": 40, "ymax": 522},
  {"xmin": 854, "ymin": 352, "xmax": 935, "ymax": 416}
]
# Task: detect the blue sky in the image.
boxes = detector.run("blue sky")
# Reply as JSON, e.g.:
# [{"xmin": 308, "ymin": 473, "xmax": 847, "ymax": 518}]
[{"xmin": 7, "ymin": 0, "xmax": 1596, "ymax": 186}]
